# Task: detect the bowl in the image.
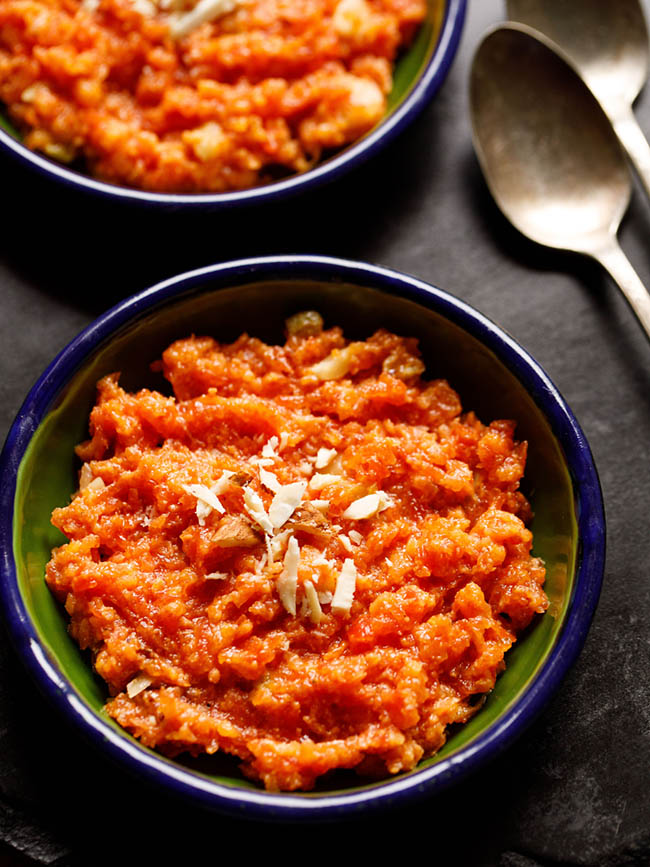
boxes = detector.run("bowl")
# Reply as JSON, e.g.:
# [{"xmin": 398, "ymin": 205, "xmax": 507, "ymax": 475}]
[
  {"xmin": 0, "ymin": 0, "xmax": 466, "ymax": 209},
  {"xmin": 0, "ymin": 255, "xmax": 605, "ymax": 819}
]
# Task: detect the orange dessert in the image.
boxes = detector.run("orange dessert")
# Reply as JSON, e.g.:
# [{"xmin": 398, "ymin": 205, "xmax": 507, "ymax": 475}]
[
  {"xmin": 0, "ymin": 0, "xmax": 430, "ymax": 192},
  {"xmin": 45, "ymin": 313, "xmax": 548, "ymax": 791}
]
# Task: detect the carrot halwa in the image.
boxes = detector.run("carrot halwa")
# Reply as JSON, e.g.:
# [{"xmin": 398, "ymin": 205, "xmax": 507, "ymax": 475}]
[
  {"xmin": 45, "ymin": 313, "xmax": 548, "ymax": 791},
  {"xmin": 0, "ymin": 0, "xmax": 430, "ymax": 192}
]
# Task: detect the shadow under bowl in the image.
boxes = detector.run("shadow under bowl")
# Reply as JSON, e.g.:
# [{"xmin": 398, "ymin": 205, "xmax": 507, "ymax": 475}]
[
  {"xmin": 0, "ymin": 255, "xmax": 605, "ymax": 819},
  {"xmin": 0, "ymin": 0, "xmax": 466, "ymax": 209}
]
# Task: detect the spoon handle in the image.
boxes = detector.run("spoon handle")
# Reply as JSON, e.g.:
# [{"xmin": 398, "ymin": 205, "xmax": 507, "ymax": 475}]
[
  {"xmin": 611, "ymin": 105, "xmax": 650, "ymax": 203},
  {"xmin": 593, "ymin": 240, "xmax": 650, "ymax": 340}
]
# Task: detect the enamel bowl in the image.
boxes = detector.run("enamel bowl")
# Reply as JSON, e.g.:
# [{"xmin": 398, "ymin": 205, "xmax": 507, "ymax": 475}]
[
  {"xmin": 0, "ymin": 0, "xmax": 466, "ymax": 208},
  {"xmin": 0, "ymin": 255, "xmax": 605, "ymax": 819}
]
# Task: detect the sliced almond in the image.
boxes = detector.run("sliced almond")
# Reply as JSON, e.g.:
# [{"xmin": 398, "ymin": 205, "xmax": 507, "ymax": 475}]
[
  {"xmin": 262, "ymin": 436, "xmax": 279, "ymax": 459},
  {"xmin": 310, "ymin": 499, "xmax": 330, "ymax": 513},
  {"xmin": 338, "ymin": 533, "xmax": 355, "ymax": 553},
  {"xmin": 211, "ymin": 470, "xmax": 235, "ymax": 494},
  {"xmin": 267, "ymin": 529, "xmax": 292, "ymax": 564},
  {"xmin": 205, "ymin": 571, "xmax": 230, "ymax": 580},
  {"xmin": 259, "ymin": 467, "xmax": 282, "ymax": 493},
  {"xmin": 303, "ymin": 580, "xmax": 323, "ymax": 625},
  {"xmin": 251, "ymin": 456, "xmax": 275, "ymax": 467},
  {"xmin": 309, "ymin": 473, "xmax": 341, "ymax": 491},
  {"xmin": 182, "ymin": 483, "xmax": 225, "ymax": 526},
  {"xmin": 315, "ymin": 448, "xmax": 338, "ymax": 469},
  {"xmin": 169, "ymin": 0, "xmax": 239, "ymax": 39},
  {"xmin": 269, "ymin": 481, "xmax": 307, "ymax": 529},
  {"xmin": 79, "ymin": 463, "xmax": 94, "ymax": 490},
  {"xmin": 126, "ymin": 674, "xmax": 152, "ymax": 699},
  {"xmin": 276, "ymin": 535, "xmax": 300, "ymax": 615},
  {"xmin": 331, "ymin": 559, "xmax": 357, "ymax": 615},
  {"xmin": 342, "ymin": 491, "xmax": 393, "ymax": 520},
  {"xmin": 243, "ymin": 487, "xmax": 274, "ymax": 534}
]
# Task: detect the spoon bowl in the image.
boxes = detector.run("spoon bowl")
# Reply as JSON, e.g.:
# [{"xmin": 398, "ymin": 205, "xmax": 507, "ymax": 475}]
[
  {"xmin": 507, "ymin": 0, "xmax": 649, "ymax": 109},
  {"xmin": 507, "ymin": 0, "xmax": 650, "ymax": 199},
  {"xmin": 471, "ymin": 24, "xmax": 631, "ymax": 254},
  {"xmin": 470, "ymin": 24, "xmax": 650, "ymax": 340}
]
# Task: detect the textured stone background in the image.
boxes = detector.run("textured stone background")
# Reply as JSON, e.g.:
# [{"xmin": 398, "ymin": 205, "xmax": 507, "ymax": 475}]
[{"xmin": 1, "ymin": 1, "xmax": 649, "ymax": 864}]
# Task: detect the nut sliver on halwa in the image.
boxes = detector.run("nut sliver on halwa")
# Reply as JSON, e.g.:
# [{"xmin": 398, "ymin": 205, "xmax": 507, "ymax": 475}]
[{"xmin": 45, "ymin": 314, "xmax": 548, "ymax": 792}]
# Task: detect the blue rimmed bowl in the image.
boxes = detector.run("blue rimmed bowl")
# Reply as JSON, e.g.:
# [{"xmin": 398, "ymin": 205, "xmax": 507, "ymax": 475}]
[
  {"xmin": 0, "ymin": 0, "xmax": 466, "ymax": 209},
  {"xmin": 0, "ymin": 255, "xmax": 604, "ymax": 819}
]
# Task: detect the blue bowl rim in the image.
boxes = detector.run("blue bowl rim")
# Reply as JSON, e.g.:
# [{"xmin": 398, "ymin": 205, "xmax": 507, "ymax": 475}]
[
  {"xmin": 0, "ymin": 0, "xmax": 466, "ymax": 208},
  {"xmin": 0, "ymin": 254, "xmax": 605, "ymax": 820}
]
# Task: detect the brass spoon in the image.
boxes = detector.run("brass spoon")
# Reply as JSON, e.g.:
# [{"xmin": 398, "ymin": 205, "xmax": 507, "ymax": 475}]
[
  {"xmin": 506, "ymin": 0, "xmax": 650, "ymax": 200},
  {"xmin": 470, "ymin": 23, "xmax": 650, "ymax": 340}
]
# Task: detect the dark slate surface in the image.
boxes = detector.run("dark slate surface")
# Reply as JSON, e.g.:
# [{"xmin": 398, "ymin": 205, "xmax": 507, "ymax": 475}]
[{"xmin": 1, "ymin": 1, "xmax": 649, "ymax": 864}]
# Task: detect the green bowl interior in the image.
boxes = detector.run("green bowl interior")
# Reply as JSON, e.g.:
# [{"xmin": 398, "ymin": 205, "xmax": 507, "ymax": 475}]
[
  {"xmin": 14, "ymin": 278, "xmax": 577, "ymax": 796},
  {"xmin": 387, "ymin": 0, "xmax": 446, "ymax": 111},
  {"xmin": 0, "ymin": 0, "xmax": 447, "ymax": 171}
]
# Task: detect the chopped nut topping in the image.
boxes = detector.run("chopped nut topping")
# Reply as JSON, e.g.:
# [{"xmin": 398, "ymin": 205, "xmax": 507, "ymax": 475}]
[
  {"xmin": 310, "ymin": 499, "xmax": 330, "ymax": 513},
  {"xmin": 303, "ymin": 580, "xmax": 323, "ymax": 624},
  {"xmin": 213, "ymin": 515, "xmax": 261, "ymax": 548},
  {"xmin": 338, "ymin": 533, "xmax": 355, "ymax": 553},
  {"xmin": 259, "ymin": 467, "xmax": 282, "ymax": 493},
  {"xmin": 212, "ymin": 470, "xmax": 236, "ymax": 494},
  {"xmin": 182, "ymin": 482, "xmax": 225, "ymax": 525},
  {"xmin": 277, "ymin": 535, "xmax": 300, "ymax": 615},
  {"xmin": 267, "ymin": 529, "xmax": 292, "ymax": 563},
  {"xmin": 286, "ymin": 502, "xmax": 330, "ymax": 539},
  {"xmin": 243, "ymin": 487, "xmax": 274, "ymax": 534},
  {"xmin": 262, "ymin": 436, "xmax": 279, "ymax": 458},
  {"xmin": 269, "ymin": 481, "xmax": 307, "ymax": 528},
  {"xmin": 342, "ymin": 491, "xmax": 393, "ymax": 520},
  {"xmin": 205, "ymin": 571, "xmax": 230, "ymax": 580},
  {"xmin": 309, "ymin": 473, "xmax": 341, "ymax": 491},
  {"xmin": 169, "ymin": 0, "xmax": 239, "ymax": 39},
  {"xmin": 126, "ymin": 674, "xmax": 153, "ymax": 698},
  {"xmin": 309, "ymin": 346, "xmax": 353, "ymax": 381},
  {"xmin": 228, "ymin": 470, "xmax": 254, "ymax": 487},
  {"xmin": 332, "ymin": 558, "xmax": 357, "ymax": 615},
  {"xmin": 315, "ymin": 447, "xmax": 338, "ymax": 469},
  {"xmin": 79, "ymin": 463, "xmax": 94, "ymax": 490}
]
